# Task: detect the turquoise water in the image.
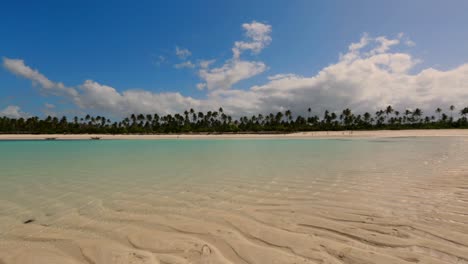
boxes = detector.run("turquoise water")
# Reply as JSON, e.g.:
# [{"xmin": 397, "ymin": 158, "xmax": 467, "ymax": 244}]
[
  {"xmin": 0, "ymin": 138, "xmax": 464, "ymax": 218},
  {"xmin": 0, "ymin": 137, "xmax": 463, "ymax": 188},
  {"xmin": 1, "ymin": 137, "xmax": 468, "ymax": 263}
]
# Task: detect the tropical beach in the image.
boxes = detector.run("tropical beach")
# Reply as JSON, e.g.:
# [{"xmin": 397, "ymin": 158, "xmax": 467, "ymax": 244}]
[
  {"xmin": 1, "ymin": 129, "xmax": 468, "ymax": 140},
  {"xmin": 2, "ymin": 1, "xmax": 468, "ymax": 263}
]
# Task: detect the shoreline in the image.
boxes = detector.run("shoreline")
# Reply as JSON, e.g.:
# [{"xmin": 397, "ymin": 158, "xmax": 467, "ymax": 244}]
[{"xmin": 1, "ymin": 129, "xmax": 468, "ymax": 140}]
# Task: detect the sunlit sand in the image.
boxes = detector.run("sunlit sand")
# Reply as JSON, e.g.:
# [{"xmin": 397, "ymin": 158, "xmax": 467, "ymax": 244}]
[
  {"xmin": 1, "ymin": 129, "xmax": 468, "ymax": 140},
  {"xmin": 0, "ymin": 135, "xmax": 468, "ymax": 263}
]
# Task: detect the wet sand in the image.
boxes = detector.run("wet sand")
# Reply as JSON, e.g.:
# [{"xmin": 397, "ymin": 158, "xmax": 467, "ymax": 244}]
[{"xmin": 0, "ymin": 136, "xmax": 468, "ymax": 263}]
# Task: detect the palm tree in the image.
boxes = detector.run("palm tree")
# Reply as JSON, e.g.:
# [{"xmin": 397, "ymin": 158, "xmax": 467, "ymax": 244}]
[
  {"xmin": 375, "ymin": 110, "xmax": 385, "ymax": 125},
  {"xmin": 394, "ymin": 111, "xmax": 400, "ymax": 124},
  {"xmin": 385, "ymin": 105, "xmax": 394, "ymax": 122},
  {"xmin": 323, "ymin": 110, "xmax": 330, "ymax": 124},
  {"xmin": 435, "ymin": 108, "xmax": 442, "ymax": 120},
  {"xmin": 413, "ymin": 108, "xmax": 423, "ymax": 122},
  {"xmin": 461, "ymin": 107, "xmax": 468, "ymax": 118},
  {"xmin": 275, "ymin": 112, "xmax": 283, "ymax": 124},
  {"xmin": 404, "ymin": 109, "xmax": 412, "ymax": 123},
  {"xmin": 285, "ymin": 110, "xmax": 292, "ymax": 123},
  {"xmin": 153, "ymin": 114, "xmax": 159, "ymax": 123},
  {"xmin": 342, "ymin": 108, "xmax": 352, "ymax": 127},
  {"xmin": 2, "ymin": 104, "xmax": 467, "ymax": 134},
  {"xmin": 101, "ymin": 116, "xmax": 107, "ymax": 127},
  {"xmin": 450, "ymin": 105, "xmax": 455, "ymax": 120},
  {"xmin": 363, "ymin": 112, "xmax": 371, "ymax": 124},
  {"xmin": 441, "ymin": 113, "xmax": 448, "ymax": 122},
  {"xmin": 146, "ymin": 114, "xmax": 152, "ymax": 122},
  {"xmin": 330, "ymin": 112, "xmax": 337, "ymax": 123}
]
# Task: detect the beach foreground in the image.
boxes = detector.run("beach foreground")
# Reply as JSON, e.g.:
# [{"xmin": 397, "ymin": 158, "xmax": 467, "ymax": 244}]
[
  {"xmin": 0, "ymin": 137, "xmax": 468, "ymax": 264},
  {"xmin": 1, "ymin": 129, "xmax": 468, "ymax": 140}
]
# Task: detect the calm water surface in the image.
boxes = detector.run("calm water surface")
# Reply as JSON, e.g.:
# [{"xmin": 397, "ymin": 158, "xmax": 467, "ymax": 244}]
[
  {"xmin": 2, "ymin": 138, "xmax": 468, "ymax": 263},
  {"xmin": 0, "ymin": 137, "xmax": 466, "ymax": 234}
]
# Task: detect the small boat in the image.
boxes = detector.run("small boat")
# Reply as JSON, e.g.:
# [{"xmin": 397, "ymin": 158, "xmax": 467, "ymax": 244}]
[
  {"xmin": 45, "ymin": 137, "xmax": 57, "ymax": 140},
  {"xmin": 90, "ymin": 137, "xmax": 101, "ymax": 140}
]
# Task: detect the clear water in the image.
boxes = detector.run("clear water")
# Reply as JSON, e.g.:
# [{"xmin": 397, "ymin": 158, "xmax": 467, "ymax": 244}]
[{"xmin": 0, "ymin": 137, "xmax": 466, "ymax": 238}]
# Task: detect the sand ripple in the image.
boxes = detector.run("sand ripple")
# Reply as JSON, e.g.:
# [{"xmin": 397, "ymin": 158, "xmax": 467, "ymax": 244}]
[{"xmin": 1, "ymin": 138, "xmax": 468, "ymax": 263}]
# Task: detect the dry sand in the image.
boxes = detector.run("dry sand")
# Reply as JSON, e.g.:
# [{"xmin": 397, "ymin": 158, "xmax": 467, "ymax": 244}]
[
  {"xmin": 1, "ymin": 130, "xmax": 468, "ymax": 263},
  {"xmin": 1, "ymin": 129, "xmax": 468, "ymax": 140}
]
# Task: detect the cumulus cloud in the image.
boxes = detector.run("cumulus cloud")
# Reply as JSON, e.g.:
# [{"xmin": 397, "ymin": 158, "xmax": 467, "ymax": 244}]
[
  {"xmin": 3, "ymin": 32, "xmax": 468, "ymax": 118},
  {"xmin": 244, "ymin": 34, "xmax": 468, "ymax": 115},
  {"xmin": 78, "ymin": 80, "xmax": 200, "ymax": 115},
  {"xmin": 196, "ymin": 83, "xmax": 207, "ymax": 90},
  {"xmin": 197, "ymin": 21, "xmax": 271, "ymax": 90},
  {"xmin": 2, "ymin": 58, "xmax": 79, "ymax": 100},
  {"xmin": 0, "ymin": 105, "xmax": 27, "ymax": 118},
  {"xmin": 198, "ymin": 60, "xmax": 267, "ymax": 90},
  {"xmin": 233, "ymin": 21, "xmax": 272, "ymax": 59},
  {"xmin": 175, "ymin": 46, "xmax": 191, "ymax": 59},
  {"xmin": 199, "ymin": 59, "xmax": 216, "ymax": 69},
  {"xmin": 197, "ymin": 33, "xmax": 468, "ymax": 116},
  {"xmin": 369, "ymin": 36, "xmax": 400, "ymax": 55},
  {"xmin": 397, "ymin": 32, "xmax": 416, "ymax": 47},
  {"xmin": 174, "ymin": 61, "xmax": 195, "ymax": 69},
  {"xmin": 44, "ymin": 103, "xmax": 55, "ymax": 109}
]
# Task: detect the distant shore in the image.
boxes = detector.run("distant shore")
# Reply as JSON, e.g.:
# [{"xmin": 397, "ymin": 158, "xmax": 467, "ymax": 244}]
[{"xmin": 1, "ymin": 129, "xmax": 468, "ymax": 140}]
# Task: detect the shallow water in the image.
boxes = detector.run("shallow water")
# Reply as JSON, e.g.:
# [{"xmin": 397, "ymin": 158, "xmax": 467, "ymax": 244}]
[{"xmin": 1, "ymin": 138, "xmax": 468, "ymax": 263}]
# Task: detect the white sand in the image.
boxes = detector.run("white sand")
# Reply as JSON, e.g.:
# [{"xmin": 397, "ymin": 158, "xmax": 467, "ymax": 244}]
[
  {"xmin": 1, "ymin": 129, "xmax": 468, "ymax": 140},
  {"xmin": 1, "ymin": 131, "xmax": 468, "ymax": 263},
  {"xmin": 1, "ymin": 165, "xmax": 467, "ymax": 263}
]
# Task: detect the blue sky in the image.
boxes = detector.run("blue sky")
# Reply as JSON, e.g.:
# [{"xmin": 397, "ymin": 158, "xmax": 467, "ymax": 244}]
[{"xmin": 1, "ymin": 0, "xmax": 468, "ymax": 118}]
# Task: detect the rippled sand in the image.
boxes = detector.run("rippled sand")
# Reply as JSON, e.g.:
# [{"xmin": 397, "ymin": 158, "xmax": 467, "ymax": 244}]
[{"xmin": 0, "ymin": 137, "xmax": 468, "ymax": 263}]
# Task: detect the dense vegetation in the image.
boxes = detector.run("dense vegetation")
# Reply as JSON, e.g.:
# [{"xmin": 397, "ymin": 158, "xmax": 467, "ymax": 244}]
[{"xmin": 1, "ymin": 106, "xmax": 468, "ymax": 134}]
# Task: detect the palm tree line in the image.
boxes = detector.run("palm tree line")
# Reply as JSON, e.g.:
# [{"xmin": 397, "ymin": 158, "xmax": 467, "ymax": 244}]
[{"xmin": 1, "ymin": 105, "xmax": 468, "ymax": 134}]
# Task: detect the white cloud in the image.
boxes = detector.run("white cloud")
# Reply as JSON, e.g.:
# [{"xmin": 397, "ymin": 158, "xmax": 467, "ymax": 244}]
[
  {"xmin": 196, "ymin": 83, "xmax": 207, "ymax": 90},
  {"xmin": 197, "ymin": 21, "xmax": 272, "ymax": 90},
  {"xmin": 233, "ymin": 21, "xmax": 272, "ymax": 59},
  {"xmin": 175, "ymin": 46, "xmax": 191, "ymax": 59},
  {"xmin": 199, "ymin": 59, "xmax": 216, "ymax": 69},
  {"xmin": 4, "ymin": 32, "xmax": 468, "ymax": 119},
  {"xmin": 268, "ymin": 73, "xmax": 301, "ymax": 81},
  {"xmin": 198, "ymin": 60, "xmax": 267, "ymax": 90},
  {"xmin": 349, "ymin": 33, "xmax": 370, "ymax": 52},
  {"xmin": 397, "ymin": 32, "xmax": 416, "ymax": 47},
  {"xmin": 153, "ymin": 55, "xmax": 166, "ymax": 66},
  {"xmin": 0, "ymin": 105, "xmax": 27, "ymax": 118},
  {"xmin": 370, "ymin": 36, "xmax": 400, "ymax": 55},
  {"xmin": 2, "ymin": 58, "xmax": 79, "ymax": 100},
  {"xmin": 45, "ymin": 103, "xmax": 55, "ymax": 109},
  {"xmin": 174, "ymin": 61, "xmax": 195, "ymax": 69},
  {"xmin": 406, "ymin": 40, "xmax": 416, "ymax": 47},
  {"xmin": 241, "ymin": 35, "xmax": 468, "ymax": 115},
  {"xmin": 78, "ymin": 80, "xmax": 200, "ymax": 115}
]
